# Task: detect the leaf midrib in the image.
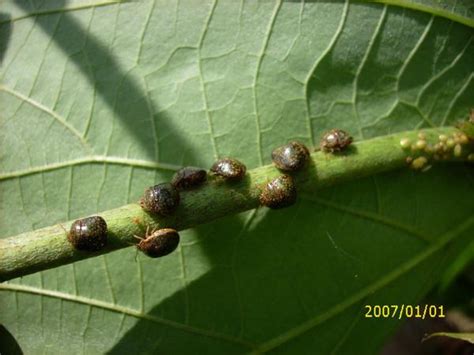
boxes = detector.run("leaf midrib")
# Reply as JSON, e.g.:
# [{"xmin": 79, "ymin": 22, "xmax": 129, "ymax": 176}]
[
  {"xmin": 369, "ymin": 0, "xmax": 474, "ymax": 28},
  {"xmin": 2, "ymin": 1, "xmax": 473, "ymax": 29}
]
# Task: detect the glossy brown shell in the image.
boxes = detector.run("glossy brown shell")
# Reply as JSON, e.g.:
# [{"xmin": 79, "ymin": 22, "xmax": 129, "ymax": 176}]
[
  {"xmin": 137, "ymin": 228, "xmax": 180, "ymax": 258},
  {"xmin": 68, "ymin": 216, "xmax": 108, "ymax": 251},
  {"xmin": 140, "ymin": 183, "xmax": 180, "ymax": 215},
  {"xmin": 271, "ymin": 141, "xmax": 310, "ymax": 172},
  {"xmin": 259, "ymin": 175, "xmax": 297, "ymax": 209},
  {"xmin": 210, "ymin": 158, "xmax": 246, "ymax": 180},
  {"xmin": 171, "ymin": 167, "xmax": 207, "ymax": 190},
  {"xmin": 320, "ymin": 129, "xmax": 353, "ymax": 152}
]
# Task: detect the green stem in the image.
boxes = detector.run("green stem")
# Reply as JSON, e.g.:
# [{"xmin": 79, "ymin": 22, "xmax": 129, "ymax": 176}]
[{"xmin": 1, "ymin": 127, "xmax": 472, "ymax": 282}]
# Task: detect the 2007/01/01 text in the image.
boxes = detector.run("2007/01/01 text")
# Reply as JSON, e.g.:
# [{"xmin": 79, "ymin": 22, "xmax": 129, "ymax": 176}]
[{"xmin": 364, "ymin": 304, "xmax": 445, "ymax": 320}]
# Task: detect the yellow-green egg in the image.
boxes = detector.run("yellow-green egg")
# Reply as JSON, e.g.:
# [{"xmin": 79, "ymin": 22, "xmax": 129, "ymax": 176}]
[
  {"xmin": 400, "ymin": 138, "xmax": 411, "ymax": 149},
  {"xmin": 454, "ymin": 144, "xmax": 462, "ymax": 157},
  {"xmin": 411, "ymin": 156, "xmax": 428, "ymax": 170},
  {"xmin": 459, "ymin": 134, "xmax": 469, "ymax": 144},
  {"xmin": 416, "ymin": 140, "xmax": 427, "ymax": 149},
  {"xmin": 439, "ymin": 134, "xmax": 448, "ymax": 142}
]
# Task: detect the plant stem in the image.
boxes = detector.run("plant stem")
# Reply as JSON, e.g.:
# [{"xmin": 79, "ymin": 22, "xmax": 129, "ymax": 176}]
[{"xmin": 1, "ymin": 127, "xmax": 472, "ymax": 282}]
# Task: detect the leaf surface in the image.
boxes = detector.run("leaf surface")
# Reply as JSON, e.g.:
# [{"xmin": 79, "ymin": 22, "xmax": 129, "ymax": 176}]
[{"xmin": 1, "ymin": 1, "xmax": 473, "ymax": 354}]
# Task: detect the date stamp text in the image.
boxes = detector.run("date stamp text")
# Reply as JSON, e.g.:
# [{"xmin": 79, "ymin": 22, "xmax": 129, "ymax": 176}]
[{"xmin": 364, "ymin": 305, "xmax": 445, "ymax": 319}]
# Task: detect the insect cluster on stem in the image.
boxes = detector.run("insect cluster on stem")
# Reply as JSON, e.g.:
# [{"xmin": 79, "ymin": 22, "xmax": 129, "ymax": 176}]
[
  {"xmin": 131, "ymin": 129, "xmax": 354, "ymax": 255},
  {"xmin": 65, "ymin": 128, "xmax": 362, "ymax": 258}
]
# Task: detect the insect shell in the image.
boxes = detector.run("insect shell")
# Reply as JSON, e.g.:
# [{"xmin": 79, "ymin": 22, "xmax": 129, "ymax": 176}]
[
  {"xmin": 259, "ymin": 174, "xmax": 297, "ymax": 209},
  {"xmin": 171, "ymin": 167, "xmax": 207, "ymax": 190},
  {"xmin": 210, "ymin": 158, "xmax": 246, "ymax": 180},
  {"xmin": 320, "ymin": 129, "xmax": 353, "ymax": 153},
  {"xmin": 135, "ymin": 227, "xmax": 180, "ymax": 258},
  {"xmin": 68, "ymin": 216, "xmax": 107, "ymax": 251},
  {"xmin": 271, "ymin": 141, "xmax": 310, "ymax": 172},
  {"xmin": 140, "ymin": 183, "xmax": 180, "ymax": 215}
]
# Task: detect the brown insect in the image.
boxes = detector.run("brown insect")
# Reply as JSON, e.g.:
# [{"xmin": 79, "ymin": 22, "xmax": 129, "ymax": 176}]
[
  {"xmin": 139, "ymin": 183, "xmax": 180, "ymax": 216},
  {"xmin": 134, "ymin": 226, "xmax": 180, "ymax": 258},
  {"xmin": 210, "ymin": 158, "xmax": 246, "ymax": 180},
  {"xmin": 271, "ymin": 141, "xmax": 310, "ymax": 172},
  {"xmin": 259, "ymin": 174, "xmax": 297, "ymax": 209},
  {"xmin": 320, "ymin": 129, "xmax": 353, "ymax": 153},
  {"xmin": 171, "ymin": 167, "xmax": 207, "ymax": 190},
  {"xmin": 67, "ymin": 216, "xmax": 108, "ymax": 251}
]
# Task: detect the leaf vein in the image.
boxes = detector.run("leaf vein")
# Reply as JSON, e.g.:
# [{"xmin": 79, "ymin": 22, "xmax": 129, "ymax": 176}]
[
  {"xmin": 0, "ymin": 156, "xmax": 182, "ymax": 181},
  {"xmin": 1, "ymin": 1, "xmax": 122, "ymax": 25},
  {"xmin": 0, "ymin": 85, "xmax": 93, "ymax": 153},
  {"xmin": 0, "ymin": 283, "xmax": 256, "ymax": 350},
  {"xmin": 252, "ymin": 0, "xmax": 283, "ymax": 165},
  {"xmin": 304, "ymin": 0, "xmax": 349, "ymax": 144},
  {"xmin": 197, "ymin": 0, "xmax": 220, "ymax": 160},
  {"xmin": 353, "ymin": 5, "xmax": 388, "ymax": 140},
  {"xmin": 441, "ymin": 72, "xmax": 473, "ymax": 126}
]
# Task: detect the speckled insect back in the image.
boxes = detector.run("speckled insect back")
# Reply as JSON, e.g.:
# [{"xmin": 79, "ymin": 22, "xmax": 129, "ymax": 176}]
[
  {"xmin": 320, "ymin": 129, "xmax": 353, "ymax": 153},
  {"xmin": 135, "ymin": 228, "xmax": 180, "ymax": 258},
  {"xmin": 140, "ymin": 183, "xmax": 180, "ymax": 215},
  {"xmin": 210, "ymin": 158, "xmax": 246, "ymax": 180},
  {"xmin": 171, "ymin": 167, "xmax": 207, "ymax": 190},
  {"xmin": 259, "ymin": 174, "xmax": 297, "ymax": 209},
  {"xmin": 271, "ymin": 141, "xmax": 310, "ymax": 172},
  {"xmin": 67, "ymin": 216, "xmax": 107, "ymax": 251}
]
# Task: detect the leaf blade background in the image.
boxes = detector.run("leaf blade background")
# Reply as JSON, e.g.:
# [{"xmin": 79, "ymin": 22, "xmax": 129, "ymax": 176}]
[{"xmin": 1, "ymin": 1, "xmax": 473, "ymax": 353}]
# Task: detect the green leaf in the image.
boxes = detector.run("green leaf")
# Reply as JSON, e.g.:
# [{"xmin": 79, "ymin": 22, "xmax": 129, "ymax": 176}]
[
  {"xmin": 423, "ymin": 332, "xmax": 474, "ymax": 344},
  {"xmin": 368, "ymin": 0, "xmax": 474, "ymax": 27},
  {"xmin": 1, "ymin": 1, "xmax": 473, "ymax": 354}
]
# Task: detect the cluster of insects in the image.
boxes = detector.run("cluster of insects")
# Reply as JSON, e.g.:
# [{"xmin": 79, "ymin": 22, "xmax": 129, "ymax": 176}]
[
  {"xmin": 139, "ymin": 128, "xmax": 353, "ymax": 213},
  {"xmin": 64, "ymin": 123, "xmax": 474, "ymax": 259},
  {"xmin": 400, "ymin": 131, "xmax": 473, "ymax": 171},
  {"xmin": 66, "ymin": 129, "xmax": 354, "ymax": 258}
]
